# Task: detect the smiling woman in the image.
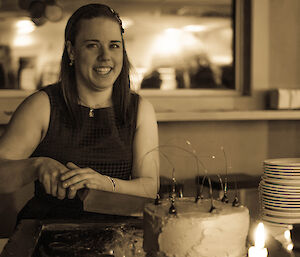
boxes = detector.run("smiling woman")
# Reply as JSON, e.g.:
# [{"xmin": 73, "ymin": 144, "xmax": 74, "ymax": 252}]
[{"xmin": 0, "ymin": 3, "xmax": 159, "ymax": 222}]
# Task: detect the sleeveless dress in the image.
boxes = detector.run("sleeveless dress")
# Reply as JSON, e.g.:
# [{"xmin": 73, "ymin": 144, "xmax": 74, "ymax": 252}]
[{"xmin": 18, "ymin": 83, "xmax": 139, "ymax": 220}]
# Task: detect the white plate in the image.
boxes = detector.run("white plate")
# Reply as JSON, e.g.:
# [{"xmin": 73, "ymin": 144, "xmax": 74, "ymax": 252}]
[
  {"xmin": 262, "ymin": 195, "xmax": 300, "ymax": 202},
  {"xmin": 264, "ymin": 164, "xmax": 300, "ymax": 169},
  {"xmin": 261, "ymin": 198, "xmax": 300, "ymax": 209},
  {"xmin": 263, "ymin": 173, "xmax": 300, "ymax": 180},
  {"xmin": 262, "ymin": 200, "xmax": 300, "ymax": 209},
  {"xmin": 261, "ymin": 181, "xmax": 300, "ymax": 190},
  {"xmin": 262, "ymin": 176, "xmax": 300, "ymax": 186},
  {"xmin": 263, "ymin": 173, "xmax": 300, "ymax": 179},
  {"xmin": 261, "ymin": 195, "xmax": 300, "ymax": 204},
  {"xmin": 262, "ymin": 214, "xmax": 300, "ymax": 224},
  {"xmin": 262, "ymin": 198, "xmax": 300, "ymax": 206},
  {"xmin": 261, "ymin": 188, "xmax": 300, "ymax": 198},
  {"xmin": 263, "ymin": 207, "xmax": 300, "ymax": 217},
  {"xmin": 262, "ymin": 203, "xmax": 300, "ymax": 212},
  {"xmin": 263, "ymin": 168, "xmax": 300, "ymax": 176},
  {"xmin": 264, "ymin": 158, "xmax": 300, "ymax": 167},
  {"xmin": 262, "ymin": 193, "xmax": 300, "ymax": 202},
  {"xmin": 264, "ymin": 166, "xmax": 300, "ymax": 171},
  {"xmin": 261, "ymin": 183, "xmax": 300, "ymax": 192},
  {"xmin": 264, "ymin": 169, "xmax": 300, "ymax": 176}
]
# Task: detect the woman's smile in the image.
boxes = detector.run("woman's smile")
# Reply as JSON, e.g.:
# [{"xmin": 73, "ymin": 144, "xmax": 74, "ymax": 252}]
[{"xmin": 93, "ymin": 66, "xmax": 112, "ymax": 75}]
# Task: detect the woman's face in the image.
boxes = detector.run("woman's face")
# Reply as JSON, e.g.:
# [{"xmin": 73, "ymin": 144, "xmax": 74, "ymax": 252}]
[{"xmin": 68, "ymin": 17, "xmax": 123, "ymax": 92}]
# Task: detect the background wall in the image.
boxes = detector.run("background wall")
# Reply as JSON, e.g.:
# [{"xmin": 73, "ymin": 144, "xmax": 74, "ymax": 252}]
[
  {"xmin": 269, "ymin": 0, "xmax": 300, "ymax": 89},
  {"xmin": 1, "ymin": 0, "xmax": 300, "ymax": 236},
  {"xmin": 157, "ymin": 0, "xmax": 300, "ymax": 178}
]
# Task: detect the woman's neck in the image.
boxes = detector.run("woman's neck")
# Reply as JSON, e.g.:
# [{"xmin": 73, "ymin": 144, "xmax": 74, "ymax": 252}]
[{"xmin": 77, "ymin": 86, "xmax": 113, "ymax": 109}]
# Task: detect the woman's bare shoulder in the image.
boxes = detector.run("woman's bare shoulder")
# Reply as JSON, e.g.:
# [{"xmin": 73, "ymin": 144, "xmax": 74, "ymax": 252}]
[
  {"xmin": 7, "ymin": 90, "xmax": 50, "ymax": 135},
  {"xmin": 0, "ymin": 90, "xmax": 51, "ymax": 159},
  {"xmin": 18, "ymin": 90, "xmax": 49, "ymax": 109},
  {"xmin": 136, "ymin": 95, "xmax": 157, "ymax": 128},
  {"xmin": 137, "ymin": 95, "xmax": 155, "ymax": 113}
]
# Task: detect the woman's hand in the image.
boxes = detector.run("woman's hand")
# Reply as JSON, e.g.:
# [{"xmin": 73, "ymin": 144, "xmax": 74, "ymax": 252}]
[
  {"xmin": 61, "ymin": 162, "xmax": 112, "ymax": 199},
  {"xmin": 36, "ymin": 157, "xmax": 69, "ymax": 200}
]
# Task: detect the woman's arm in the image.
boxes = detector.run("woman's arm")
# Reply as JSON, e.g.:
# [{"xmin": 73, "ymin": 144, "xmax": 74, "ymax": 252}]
[
  {"xmin": 0, "ymin": 91, "xmax": 69, "ymax": 198},
  {"xmin": 117, "ymin": 96, "xmax": 159, "ymax": 198},
  {"xmin": 61, "ymin": 96, "xmax": 159, "ymax": 199}
]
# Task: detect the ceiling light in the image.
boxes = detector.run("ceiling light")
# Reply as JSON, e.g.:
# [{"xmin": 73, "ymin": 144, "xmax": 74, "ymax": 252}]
[
  {"xmin": 183, "ymin": 25, "xmax": 207, "ymax": 32},
  {"xmin": 13, "ymin": 34, "xmax": 34, "ymax": 47},
  {"xmin": 15, "ymin": 19, "xmax": 35, "ymax": 34}
]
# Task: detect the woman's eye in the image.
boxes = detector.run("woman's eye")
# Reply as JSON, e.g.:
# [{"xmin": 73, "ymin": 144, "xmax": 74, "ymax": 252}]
[
  {"xmin": 86, "ymin": 43, "xmax": 98, "ymax": 49},
  {"xmin": 110, "ymin": 43, "xmax": 120, "ymax": 49}
]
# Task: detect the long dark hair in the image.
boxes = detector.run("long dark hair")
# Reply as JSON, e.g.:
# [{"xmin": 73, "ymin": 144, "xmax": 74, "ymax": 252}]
[{"xmin": 59, "ymin": 3, "xmax": 131, "ymax": 125}]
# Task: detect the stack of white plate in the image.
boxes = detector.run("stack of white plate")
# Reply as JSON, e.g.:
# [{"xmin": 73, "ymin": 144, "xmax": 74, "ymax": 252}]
[{"xmin": 260, "ymin": 158, "xmax": 300, "ymax": 225}]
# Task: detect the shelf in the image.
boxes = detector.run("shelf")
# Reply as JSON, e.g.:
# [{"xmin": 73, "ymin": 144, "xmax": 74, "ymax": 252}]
[
  {"xmin": 156, "ymin": 110, "xmax": 300, "ymax": 122},
  {"xmin": 0, "ymin": 91, "xmax": 300, "ymax": 124}
]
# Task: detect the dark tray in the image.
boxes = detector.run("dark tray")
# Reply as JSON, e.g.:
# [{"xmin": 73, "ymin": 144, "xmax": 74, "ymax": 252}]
[{"xmin": 0, "ymin": 218, "xmax": 144, "ymax": 257}]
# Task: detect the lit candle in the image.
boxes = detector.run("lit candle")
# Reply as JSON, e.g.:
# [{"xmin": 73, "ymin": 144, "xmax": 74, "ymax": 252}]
[
  {"xmin": 284, "ymin": 230, "xmax": 294, "ymax": 252},
  {"xmin": 248, "ymin": 222, "xmax": 268, "ymax": 257}
]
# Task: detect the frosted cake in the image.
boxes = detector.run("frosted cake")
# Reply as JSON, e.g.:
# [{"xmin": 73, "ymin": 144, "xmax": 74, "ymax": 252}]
[{"xmin": 143, "ymin": 197, "xmax": 250, "ymax": 257}]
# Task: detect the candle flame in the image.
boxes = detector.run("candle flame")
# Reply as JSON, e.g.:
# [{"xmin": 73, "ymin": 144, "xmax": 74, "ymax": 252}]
[
  {"xmin": 284, "ymin": 230, "xmax": 291, "ymax": 240},
  {"xmin": 287, "ymin": 243, "xmax": 294, "ymax": 251},
  {"xmin": 255, "ymin": 222, "xmax": 266, "ymax": 249}
]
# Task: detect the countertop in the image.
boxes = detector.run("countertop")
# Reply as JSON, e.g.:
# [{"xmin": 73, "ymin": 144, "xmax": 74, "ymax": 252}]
[
  {"xmin": 0, "ymin": 239, "xmax": 8, "ymax": 255},
  {"xmin": 0, "ymin": 220, "xmax": 299, "ymax": 257}
]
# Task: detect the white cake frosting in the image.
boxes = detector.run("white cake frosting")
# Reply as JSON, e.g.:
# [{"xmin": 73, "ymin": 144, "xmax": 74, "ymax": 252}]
[{"xmin": 143, "ymin": 197, "xmax": 250, "ymax": 257}]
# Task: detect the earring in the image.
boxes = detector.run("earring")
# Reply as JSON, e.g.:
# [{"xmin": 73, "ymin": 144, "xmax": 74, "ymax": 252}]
[{"xmin": 69, "ymin": 59, "xmax": 74, "ymax": 66}]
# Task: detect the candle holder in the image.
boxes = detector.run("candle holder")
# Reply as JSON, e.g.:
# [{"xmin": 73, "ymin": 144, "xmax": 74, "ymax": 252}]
[
  {"xmin": 195, "ymin": 175, "xmax": 205, "ymax": 203},
  {"xmin": 232, "ymin": 175, "xmax": 240, "ymax": 207},
  {"xmin": 207, "ymin": 176, "xmax": 216, "ymax": 213},
  {"xmin": 154, "ymin": 194, "xmax": 161, "ymax": 205},
  {"xmin": 168, "ymin": 170, "xmax": 177, "ymax": 215},
  {"xmin": 221, "ymin": 176, "xmax": 229, "ymax": 203}
]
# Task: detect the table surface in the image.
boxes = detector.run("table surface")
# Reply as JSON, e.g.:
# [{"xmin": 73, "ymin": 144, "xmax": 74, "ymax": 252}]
[
  {"xmin": 2, "ymin": 236, "xmax": 300, "ymax": 256},
  {"xmin": 1, "ymin": 219, "xmax": 300, "ymax": 257},
  {"xmin": 0, "ymin": 239, "xmax": 8, "ymax": 255}
]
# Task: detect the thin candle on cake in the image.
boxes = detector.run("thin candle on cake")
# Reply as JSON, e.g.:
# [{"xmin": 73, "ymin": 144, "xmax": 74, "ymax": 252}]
[{"xmin": 248, "ymin": 222, "xmax": 268, "ymax": 257}]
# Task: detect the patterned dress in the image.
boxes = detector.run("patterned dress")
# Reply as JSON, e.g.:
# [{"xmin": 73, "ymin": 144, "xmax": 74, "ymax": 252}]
[{"xmin": 18, "ymin": 83, "xmax": 139, "ymax": 220}]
